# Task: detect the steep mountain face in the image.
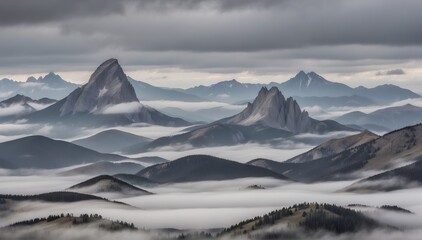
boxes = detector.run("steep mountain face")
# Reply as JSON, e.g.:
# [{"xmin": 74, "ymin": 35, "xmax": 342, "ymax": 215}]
[
  {"xmin": 0, "ymin": 73, "xmax": 78, "ymax": 101},
  {"xmin": 137, "ymin": 155, "xmax": 288, "ymax": 183},
  {"xmin": 72, "ymin": 129, "xmax": 151, "ymax": 153},
  {"xmin": 222, "ymin": 87, "xmax": 312, "ymax": 133},
  {"xmin": 220, "ymin": 87, "xmax": 353, "ymax": 134},
  {"xmin": 128, "ymin": 77, "xmax": 206, "ymax": 102},
  {"xmin": 0, "ymin": 135, "xmax": 124, "ymax": 169},
  {"xmin": 249, "ymin": 124, "xmax": 422, "ymax": 183},
  {"xmin": 28, "ymin": 59, "xmax": 190, "ymax": 127},
  {"xmin": 336, "ymin": 104, "xmax": 422, "ymax": 131},
  {"xmin": 286, "ymin": 130, "xmax": 379, "ymax": 163},
  {"xmin": 60, "ymin": 59, "xmax": 138, "ymax": 115}
]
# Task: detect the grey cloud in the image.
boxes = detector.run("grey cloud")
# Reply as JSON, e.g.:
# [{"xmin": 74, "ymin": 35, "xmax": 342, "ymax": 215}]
[
  {"xmin": 0, "ymin": 0, "xmax": 422, "ymax": 88},
  {"xmin": 376, "ymin": 69, "xmax": 406, "ymax": 76},
  {"xmin": 0, "ymin": 0, "xmax": 295, "ymax": 26},
  {"xmin": 0, "ymin": 0, "xmax": 126, "ymax": 26},
  {"xmin": 75, "ymin": 0, "xmax": 422, "ymax": 52}
]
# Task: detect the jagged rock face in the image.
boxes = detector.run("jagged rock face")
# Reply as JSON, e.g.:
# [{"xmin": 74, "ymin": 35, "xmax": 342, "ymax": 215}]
[
  {"xmin": 224, "ymin": 87, "xmax": 313, "ymax": 133},
  {"xmin": 60, "ymin": 59, "xmax": 138, "ymax": 115}
]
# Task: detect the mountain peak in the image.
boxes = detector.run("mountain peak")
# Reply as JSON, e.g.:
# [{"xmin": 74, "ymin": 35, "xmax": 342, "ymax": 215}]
[
  {"xmin": 295, "ymin": 70, "xmax": 307, "ymax": 78},
  {"xmin": 26, "ymin": 76, "xmax": 37, "ymax": 82},
  {"xmin": 223, "ymin": 87, "xmax": 313, "ymax": 133},
  {"xmin": 60, "ymin": 58, "xmax": 139, "ymax": 115},
  {"xmin": 45, "ymin": 72, "xmax": 58, "ymax": 77}
]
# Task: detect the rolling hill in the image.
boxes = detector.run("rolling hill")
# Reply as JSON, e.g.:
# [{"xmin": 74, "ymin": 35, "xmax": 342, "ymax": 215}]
[
  {"xmin": 136, "ymin": 155, "xmax": 289, "ymax": 183},
  {"xmin": 68, "ymin": 175, "xmax": 152, "ymax": 197},
  {"xmin": 286, "ymin": 130, "xmax": 379, "ymax": 163},
  {"xmin": 0, "ymin": 135, "xmax": 124, "ymax": 169},
  {"xmin": 72, "ymin": 129, "xmax": 151, "ymax": 153},
  {"xmin": 344, "ymin": 160, "xmax": 422, "ymax": 192}
]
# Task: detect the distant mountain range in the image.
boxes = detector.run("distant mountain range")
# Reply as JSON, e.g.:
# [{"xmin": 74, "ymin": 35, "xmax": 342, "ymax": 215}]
[
  {"xmin": 0, "ymin": 72, "xmax": 78, "ymax": 101},
  {"xmin": 125, "ymin": 87, "xmax": 355, "ymax": 153},
  {"xmin": 336, "ymin": 104, "xmax": 422, "ymax": 131},
  {"xmin": 1, "ymin": 70, "xmax": 419, "ymax": 109},
  {"xmin": 182, "ymin": 71, "xmax": 420, "ymax": 105},
  {"xmin": 26, "ymin": 59, "xmax": 190, "ymax": 127},
  {"xmin": 0, "ymin": 94, "xmax": 56, "ymax": 120}
]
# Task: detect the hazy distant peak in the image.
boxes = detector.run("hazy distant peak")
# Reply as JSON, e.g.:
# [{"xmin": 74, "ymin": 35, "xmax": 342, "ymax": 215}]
[{"xmin": 26, "ymin": 76, "xmax": 37, "ymax": 82}]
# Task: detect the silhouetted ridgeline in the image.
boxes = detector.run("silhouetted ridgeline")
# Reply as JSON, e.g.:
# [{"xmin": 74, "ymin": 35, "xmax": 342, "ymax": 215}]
[
  {"xmin": 8, "ymin": 213, "xmax": 137, "ymax": 231},
  {"xmin": 220, "ymin": 203, "xmax": 382, "ymax": 238},
  {"xmin": 0, "ymin": 191, "xmax": 131, "ymax": 207},
  {"xmin": 0, "ymin": 192, "xmax": 104, "ymax": 202}
]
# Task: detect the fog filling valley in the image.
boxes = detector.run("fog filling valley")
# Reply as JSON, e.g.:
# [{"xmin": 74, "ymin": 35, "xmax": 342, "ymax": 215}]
[{"xmin": 2, "ymin": 1, "xmax": 422, "ymax": 237}]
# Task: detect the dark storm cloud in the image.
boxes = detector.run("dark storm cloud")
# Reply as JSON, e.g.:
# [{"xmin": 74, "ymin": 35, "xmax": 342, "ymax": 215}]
[
  {"xmin": 376, "ymin": 69, "xmax": 406, "ymax": 76},
  {"xmin": 0, "ymin": 0, "xmax": 292, "ymax": 26},
  {"xmin": 54, "ymin": 0, "xmax": 422, "ymax": 52},
  {"xmin": 0, "ymin": 0, "xmax": 126, "ymax": 25},
  {"xmin": 0, "ymin": 0, "xmax": 422, "ymax": 79}
]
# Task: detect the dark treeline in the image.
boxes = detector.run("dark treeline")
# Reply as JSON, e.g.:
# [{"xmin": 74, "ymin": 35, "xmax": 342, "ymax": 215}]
[
  {"xmin": 380, "ymin": 205, "xmax": 413, "ymax": 214},
  {"xmin": 300, "ymin": 203, "xmax": 379, "ymax": 234},
  {"xmin": 9, "ymin": 213, "xmax": 137, "ymax": 231},
  {"xmin": 220, "ymin": 202, "xmax": 382, "ymax": 238},
  {"xmin": 0, "ymin": 191, "xmax": 128, "ymax": 206},
  {"xmin": 0, "ymin": 192, "xmax": 103, "ymax": 202},
  {"xmin": 177, "ymin": 232, "xmax": 213, "ymax": 239}
]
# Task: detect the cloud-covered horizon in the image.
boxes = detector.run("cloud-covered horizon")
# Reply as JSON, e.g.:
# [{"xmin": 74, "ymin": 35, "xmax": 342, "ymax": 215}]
[{"xmin": 0, "ymin": 0, "xmax": 422, "ymax": 91}]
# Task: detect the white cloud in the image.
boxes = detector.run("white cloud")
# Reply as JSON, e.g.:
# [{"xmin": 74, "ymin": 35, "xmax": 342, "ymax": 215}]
[
  {"xmin": 140, "ymin": 100, "xmax": 245, "ymax": 112},
  {"xmin": 2, "ymin": 173, "xmax": 422, "ymax": 232},
  {"xmin": 0, "ymin": 104, "xmax": 31, "ymax": 117},
  {"xmin": 98, "ymin": 102, "xmax": 143, "ymax": 115},
  {"xmin": 127, "ymin": 142, "xmax": 313, "ymax": 163}
]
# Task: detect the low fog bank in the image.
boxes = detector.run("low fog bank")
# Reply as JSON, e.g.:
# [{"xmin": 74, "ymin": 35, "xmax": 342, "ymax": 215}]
[
  {"xmin": 2, "ymin": 175, "xmax": 422, "ymax": 230},
  {"xmin": 306, "ymin": 97, "xmax": 422, "ymax": 121},
  {"xmin": 127, "ymin": 142, "xmax": 312, "ymax": 163},
  {"xmin": 0, "ymin": 121, "xmax": 188, "ymax": 143},
  {"xmin": 127, "ymin": 130, "xmax": 359, "ymax": 163}
]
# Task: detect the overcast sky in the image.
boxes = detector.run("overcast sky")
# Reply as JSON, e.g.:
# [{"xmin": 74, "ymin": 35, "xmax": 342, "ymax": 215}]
[{"xmin": 0, "ymin": 0, "xmax": 421, "ymax": 91}]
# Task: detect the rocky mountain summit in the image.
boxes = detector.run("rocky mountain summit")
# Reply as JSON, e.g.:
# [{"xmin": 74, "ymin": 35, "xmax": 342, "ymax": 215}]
[{"xmin": 221, "ymin": 87, "xmax": 351, "ymax": 134}]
